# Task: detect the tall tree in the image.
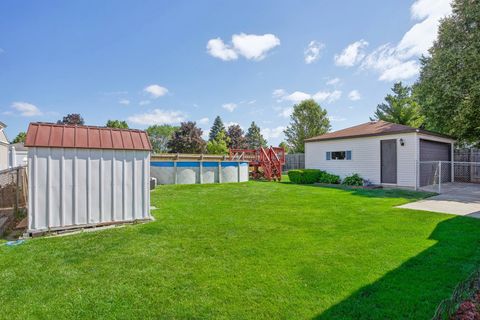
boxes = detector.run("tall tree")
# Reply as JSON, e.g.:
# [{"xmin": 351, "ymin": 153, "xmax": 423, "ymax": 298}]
[
  {"xmin": 206, "ymin": 130, "xmax": 230, "ymax": 155},
  {"xmin": 167, "ymin": 122, "xmax": 206, "ymax": 154},
  {"xmin": 372, "ymin": 82, "xmax": 423, "ymax": 127},
  {"xmin": 146, "ymin": 124, "xmax": 178, "ymax": 153},
  {"xmin": 106, "ymin": 120, "xmax": 129, "ymax": 129},
  {"xmin": 414, "ymin": 0, "xmax": 480, "ymax": 146},
  {"xmin": 245, "ymin": 121, "xmax": 267, "ymax": 149},
  {"xmin": 284, "ymin": 99, "xmax": 330, "ymax": 153},
  {"xmin": 209, "ymin": 116, "xmax": 226, "ymax": 141},
  {"xmin": 226, "ymin": 124, "xmax": 247, "ymax": 149},
  {"xmin": 57, "ymin": 114, "xmax": 84, "ymax": 125},
  {"xmin": 11, "ymin": 132, "xmax": 26, "ymax": 144},
  {"xmin": 279, "ymin": 141, "xmax": 290, "ymax": 154}
]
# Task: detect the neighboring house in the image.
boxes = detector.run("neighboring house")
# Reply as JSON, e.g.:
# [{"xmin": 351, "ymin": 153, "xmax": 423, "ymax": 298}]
[
  {"xmin": 305, "ymin": 120, "xmax": 455, "ymax": 188},
  {"xmin": 0, "ymin": 121, "xmax": 9, "ymax": 171},
  {"xmin": 9, "ymin": 142, "xmax": 28, "ymax": 167}
]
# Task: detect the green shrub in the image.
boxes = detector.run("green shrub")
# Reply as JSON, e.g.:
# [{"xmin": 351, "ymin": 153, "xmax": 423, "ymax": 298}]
[
  {"xmin": 318, "ymin": 171, "xmax": 341, "ymax": 184},
  {"xmin": 342, "ymin": 173, "xmax": 364, "ymax": 186},
  {"xmin": 288, "ymin": 170, "xmax": 304, "ymax": 184},
  {"xmin": 288, "ymin": 169, "xmax": 322, "ymax": 184}
]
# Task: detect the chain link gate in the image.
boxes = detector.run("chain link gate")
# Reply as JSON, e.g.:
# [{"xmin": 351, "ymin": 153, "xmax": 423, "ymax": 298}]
[{"xmin": 417, "ymin": 161, "xmax": 480, "ymax": 193}]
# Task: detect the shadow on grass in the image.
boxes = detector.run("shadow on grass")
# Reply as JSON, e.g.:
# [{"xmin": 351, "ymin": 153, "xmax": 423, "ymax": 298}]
[{"xmin": 313, "ymin": 216, "xmax": 480, "ymax": 319}]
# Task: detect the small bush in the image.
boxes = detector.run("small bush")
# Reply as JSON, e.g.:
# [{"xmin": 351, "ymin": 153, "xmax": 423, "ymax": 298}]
[
  {"xmin": 318, "ymin": 171, "xmax": 341, "ymax": 184},
  {"xmin": 288, "ymin": 170, "xmax": 304, "ymax": 184},
  {"xmin": 342, "ymin": 173, "xmax": 364, "ymax": 186},
  {"xmin": 288, "ymin": 169, "xmax": 321, "ymax": 184}
]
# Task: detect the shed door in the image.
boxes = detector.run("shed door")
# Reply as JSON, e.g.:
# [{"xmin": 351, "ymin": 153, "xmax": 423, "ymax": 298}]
[
  {"xmin": 381, "ymin": 139, "xmax": 397, "ymax": 184},
  {"xmin": 419, "ymin": 139, "xmax": 451, "ymax": 186}
]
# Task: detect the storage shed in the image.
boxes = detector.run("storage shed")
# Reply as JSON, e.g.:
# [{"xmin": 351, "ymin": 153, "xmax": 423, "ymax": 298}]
[
  {"xmin": 305, "ymin": 120, "xmax": 455, "ymax": 189},
  {"xmin": 25, "ymin": 123, "xmax": 152, "ymax": 233}
]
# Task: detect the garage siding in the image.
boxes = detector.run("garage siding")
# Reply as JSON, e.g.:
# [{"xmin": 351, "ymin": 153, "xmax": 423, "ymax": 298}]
[{"xmin": 305, "ymin": 132, "xmax": 418, "ymax": 187}]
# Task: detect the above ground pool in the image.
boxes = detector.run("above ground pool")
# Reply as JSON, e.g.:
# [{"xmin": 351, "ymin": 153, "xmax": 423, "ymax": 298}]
[{"xmin": 151, "ymin": 161, "xmax": 249, "ymax": 185}]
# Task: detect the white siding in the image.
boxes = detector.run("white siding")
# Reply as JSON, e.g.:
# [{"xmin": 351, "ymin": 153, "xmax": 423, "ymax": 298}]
[
  {"xmin": 28, "ymin": 147, "xmax": 151, "ymax": 232},
  {"xmin": 305, "ymin": 132, "xmax": 418, "ymax": 187}
]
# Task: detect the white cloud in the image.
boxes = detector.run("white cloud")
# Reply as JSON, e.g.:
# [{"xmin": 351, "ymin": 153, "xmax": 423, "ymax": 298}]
[
  {"xmin": 11, "ymin": 102, "xmax": 42, "ymax": 116},
  {"xmin": 348, "ymin": 90, "xmax": 361, "ymax": 101},
  {"xmin": 247, "ymin": 100, "xmax": 256, "ymax": 104},
  {"xmin": 206, "ymin": 38, "xmax": 238, "ymax": 61},
  {"xmin": 222, "ymin": 103, "xmax": 238, "ymax": 112},
  {"xmin": 284, "ymin": 91, "xmax": 311, "ymax": 103},
  {"xmin": 312, "ymin": 90, "xmax": 342, "ymax": 103},
  {"xmin": 197, "ymin": 117, "xmax": 209, "ymax": 125},
  {"xmin": 118, "ymin": 99, "xmax": 130, "ymax": 105},
  {"xmin": 304, "ymin": 40, "xmax": 325, "ymax": 64},
  {"xmin": 326, "ymin": 78, "xmax": 341, "ymax": 86},
  {"xmin": 278, "ymin": 107, "xmax": 293, "ymax": 118},
  {"xmin": 334, "ymin": 40, "xmax": 369, "ymax": 67},
  {"xmin": 143, "ymin": 84, "xmax": 168, "ymax": 98},
  {"xmin": 139, "ymin": 100, "xmax": 151, "ymax": 106},
  {"xmin": 261, "ymin": 126, "xmax": 285, "ymax": 140},
  {"xmin": 328, "ymin": 116, "xmax": 347, "ymax": 122},
  {"xmin": 127, "ymin": 109, "xmax": 185, "ymax": 125},
  {"xmin": 274, "ymin": 89, "xmax": 342, "ymax": 104},
  {"xmin": 207, "ymin": 33, "xmax": 280, "ymax": 61},
  {"xmin": 358, "ymin": 0, "xmax": 451, "ymax": 81}
]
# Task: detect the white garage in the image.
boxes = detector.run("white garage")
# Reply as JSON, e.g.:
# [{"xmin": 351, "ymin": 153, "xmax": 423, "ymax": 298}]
[
  {"xmin": 305, "ymin": 120, "xmax": 455, "ymax": 189},
  {"xmin": 25, "ymin": 122, "xmax": 152, "ymax": 234}
]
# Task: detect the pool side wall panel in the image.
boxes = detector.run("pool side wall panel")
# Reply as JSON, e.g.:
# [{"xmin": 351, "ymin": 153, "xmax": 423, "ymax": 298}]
[{"xmin": 151, "ymin": 161, "xmax": 248, "ymax": 185}]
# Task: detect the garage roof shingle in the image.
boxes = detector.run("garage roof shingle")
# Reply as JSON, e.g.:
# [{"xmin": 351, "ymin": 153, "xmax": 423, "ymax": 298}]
[
  {"xmin": 305, "ymin": 120, "xmax": 453, "ymax": 142},
  {"xmin": 25, "ymin": 122, "xmax": 152, "ymax": 151}
]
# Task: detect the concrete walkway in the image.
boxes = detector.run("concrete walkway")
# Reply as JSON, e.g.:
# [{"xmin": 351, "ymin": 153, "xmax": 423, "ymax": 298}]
[{"xmin": 398, "ymin": 183, "xmax": 480, "ymax": 218}]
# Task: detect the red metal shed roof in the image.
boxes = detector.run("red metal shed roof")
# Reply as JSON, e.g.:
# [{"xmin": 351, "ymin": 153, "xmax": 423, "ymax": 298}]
[{"xmin": 25, "ymin": 123, "xmax": 152, "ymax": 151}]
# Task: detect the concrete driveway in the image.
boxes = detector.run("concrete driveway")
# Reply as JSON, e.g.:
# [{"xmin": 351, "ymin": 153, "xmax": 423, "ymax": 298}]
[{"xmin": 398, "ymin": 183, "xmax": 480, "ymax": 217}]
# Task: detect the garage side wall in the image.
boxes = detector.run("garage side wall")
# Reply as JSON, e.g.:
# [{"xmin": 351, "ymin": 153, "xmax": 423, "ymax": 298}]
[
  {"xmin": 28, "ymin": 147, "xmax": 150, "ymax": 231},
  {"xmin": 305, "ymin": 133, "xmax": 417, "ymax": 187}
]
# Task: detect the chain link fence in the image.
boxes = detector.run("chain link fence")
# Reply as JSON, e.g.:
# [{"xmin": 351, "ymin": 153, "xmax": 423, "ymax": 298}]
[
  {"xmin": 418, "ymin": 161, "xmax": 480, "ymax": 192},
  {"xmin": 283, "ymin": 153, "xmax": 305, "ymax": 171}
]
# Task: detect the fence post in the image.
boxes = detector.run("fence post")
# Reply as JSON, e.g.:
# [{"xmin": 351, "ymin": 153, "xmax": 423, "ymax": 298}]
[
  {"xmin": 439, "ymin": 161, "xmax": 442, "ymax": 194},
  {"xmin": 15, "ymin": 167, "xmax": 20, "ymax": 216}
]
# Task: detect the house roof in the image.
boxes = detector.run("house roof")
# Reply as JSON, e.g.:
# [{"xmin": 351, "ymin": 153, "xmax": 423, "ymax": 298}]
[
  {"xmin": 10, "ymin": 142, "xmax": 28, "ymax": 151},
  {"xmin": 25, "ymin": 122, "xmax": 152, "ymax": 151},
  {"xmin": 305, "ymin": 120, "xmax": 454, "ymax": 142}
]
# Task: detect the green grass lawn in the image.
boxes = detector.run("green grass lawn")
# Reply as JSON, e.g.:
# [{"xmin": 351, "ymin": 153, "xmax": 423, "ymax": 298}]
[{"xmin": 1, "ymin": 181, "xmax": 480, "ymax": 319}]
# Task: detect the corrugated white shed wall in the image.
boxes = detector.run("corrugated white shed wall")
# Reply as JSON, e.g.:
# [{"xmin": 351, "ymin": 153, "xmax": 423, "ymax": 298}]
[{"xmin": 28, "ymin": 147, "xmax": 150, "ymax": 231}]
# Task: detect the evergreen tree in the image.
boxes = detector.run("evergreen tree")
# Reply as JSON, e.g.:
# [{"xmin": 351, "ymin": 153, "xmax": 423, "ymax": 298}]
[
  {"xmin": 284, "ymin": 99, "xmax": 330, "ymax": 153},
  {"xmin": 226, "ymin": 124, "xmax": 247, "ymax": 149},
  {"xmin": 167, "ymin": 122, "xmax": 206, "ymax": 153},
  {"xmin": 245, "ymin": 121, "xmax": 267, "ymax": 149},
  {"xmin": 209, "ymin": 116, "xmax": 226, "ymax": 141},
  {"xmin": 371, "ymin": 82, "xmax": 423, "ymax": 127}
]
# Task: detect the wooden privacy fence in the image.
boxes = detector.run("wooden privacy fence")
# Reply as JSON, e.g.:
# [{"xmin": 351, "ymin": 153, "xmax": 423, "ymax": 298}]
[
  {"xmin": 283, "ymin": 153, "xmax": 305, "ymax": 171},
  {"xmin": 454, "ymin": 149, "xmax": 480, "ymax": 183},
  {"xmin": 0, "ymin": 166, "xmax": 28, "ymax": 210}
]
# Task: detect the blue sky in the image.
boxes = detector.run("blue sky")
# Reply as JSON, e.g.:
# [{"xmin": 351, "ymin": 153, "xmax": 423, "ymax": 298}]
[{"xmin": 0, "ymin": 0, "xmax": 452, "ymax": 145}]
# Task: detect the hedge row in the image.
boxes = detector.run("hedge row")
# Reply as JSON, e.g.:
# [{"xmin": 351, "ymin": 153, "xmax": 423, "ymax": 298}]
[
  {"xmin": 288, "ymin": 170, "xmax": 364, "ymax": 186},
  {"xmin": 288, "ymin": 169, "xmax": 341, "ymax": 184}
]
